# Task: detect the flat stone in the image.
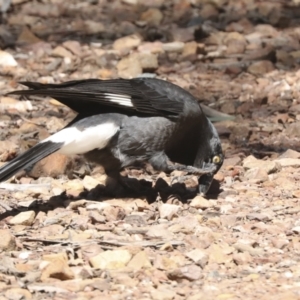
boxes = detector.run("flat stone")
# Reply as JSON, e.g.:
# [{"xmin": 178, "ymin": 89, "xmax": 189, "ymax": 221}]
[
  {"xmin": 82, "ymin": 175, "xmax": 101, "ymax": 190},
  {"xmin": 41, "ymin": 257, "xmax": 74, "ymax": 281},
  {"xmin": 248, "ymin": 60, "xmax": 275, "ymax": 75},
  {"xmin": 52, "ymin": 46, "xmax": 73, "ymax": 58},
  {"xmin": 140, "ymin": 8, "xmax": 163, "ymax": 26},
  {"xmin": 127, "ymin": 251, "xmax": 152, "ymax": 271},
  {"xmin": 5, "ymin": 288, "xmax": 32, "ymax": 300},
  {"xmin": 182, "ymin": 41, "xmax": 198, "ymax": 58},
  {"xmin": 168, "ymin": 264, "xmax": 202, "ymax": 281},
  {"xmin": 9, "ymin": 211, "xmax": 36, "ymax": 226},
  {"xmin": 275, "ymin": 158, "xmax": 300, "ymax": 167},
  {"xmin": 89, "ymin": 249, "xmax": 132, "ymax": 269},
  {"xmin": 0, "ymin": 229, "xmax": 16, "ymax": 251},
  {"xmin": 138, "ymin": 41, "xmax": 164, "ymax": 54},
  {"xmin": 62, "ymin": 40, "xmax": 82, "ymax": 56},
  {"xmin": 222, "ymin": 156, "xmax": 242, "ymax": 168},
  {"xmin": 243, "ymin": 155, "xmax": 281, "ymax": 174},
  {"xmin": 0, "ymin": 50, "xmax": 18, "ymax": 66},
  {"xmin": 29, "ymin": 152, "xmax": 72, "ymax": 179},
  {"xmin": 117, "ymin": 55, "xmax": 143, "ymax": 78},
  {"xmin": 158, "ymin": 203, "xmax": 180, "ymax": 220},
  {"xmin": 244, "ymin": 167, "xmax": 269, "ymax": 183},
  {"xmin": 185, "ymin": 249, "xmax": 209, "ymax": 268},
  {"xmin": 131, "ymin": 52, "xmax": 158, "ymax": 70},
  {"xmin": 162, "ymin": 42, "xmax": 184, "ymax": 52},
  {"xmin": 279, "ymin": 149, "xmax": 300, "ymax": 159},
  {"xmin": 190, "ymin": 195, "xmax": 213, "ymax": 209},
  {"xmin": 150, "ymin": 286, "xmax": 177, "ymax": 300},
  {"xmin": 113, "ymin": 34, "xmax": 142, "ymax": 51}
]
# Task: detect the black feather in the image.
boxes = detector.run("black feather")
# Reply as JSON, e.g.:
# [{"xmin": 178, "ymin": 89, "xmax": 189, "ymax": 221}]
[{"xmin": 9, "ymin": 78, "xmax": 185, "ymax": 118}]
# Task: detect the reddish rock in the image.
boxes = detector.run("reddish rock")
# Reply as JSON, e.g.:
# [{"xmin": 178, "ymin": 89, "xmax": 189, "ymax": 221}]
[{"xmin": 29, "ymin": 153, "xmax": 72, "ymax": 179}]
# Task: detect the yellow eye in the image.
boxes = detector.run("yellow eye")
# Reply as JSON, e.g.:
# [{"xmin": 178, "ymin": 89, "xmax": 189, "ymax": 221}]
[{"xmin": 212, "ymin": 155, "xmax": 221, "ymax": 164}]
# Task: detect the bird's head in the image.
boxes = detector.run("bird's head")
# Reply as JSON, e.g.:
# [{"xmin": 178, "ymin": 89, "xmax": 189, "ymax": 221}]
[{"xmin": 195, "ymin": 118, "xmax": 224, "ymax": 195}]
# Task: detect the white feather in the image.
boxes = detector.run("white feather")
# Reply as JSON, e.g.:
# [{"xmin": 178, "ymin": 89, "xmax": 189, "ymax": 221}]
[
  {"xmin": 104, "ymin": 93, "xmax": 133, "ymax": 107},
  {"xmin": 42, "ymin": 123, "xmax": 119, "ymax": 155}
]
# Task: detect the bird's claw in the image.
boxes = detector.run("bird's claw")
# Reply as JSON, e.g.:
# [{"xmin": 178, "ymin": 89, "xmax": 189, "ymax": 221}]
[
  {"xmin": 171, "ymin": 175, "xmax": 190, "ymax": 185},
  {"xmin": 185, "ymin": 165, "xmax": 216, "ymax": 176}
]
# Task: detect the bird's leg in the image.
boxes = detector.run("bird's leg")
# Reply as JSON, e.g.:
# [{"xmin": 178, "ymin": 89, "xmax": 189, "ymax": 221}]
[
  {"xmin": 171, "ymin": 175, "xmax": 191, "ymax": 185},
  {"xmin": 105, "ymin": 171, "xmax": 126, "ymax": 196},
  {"xmin": 168, "ymin": 163, "xmax": 216, "ymax": 186},
  {"xmin": 165, "ymin": 162, "xmax": 217, "ymax": 175},
  {"xmin": 149, "ymin": 153, "xmax": 216, "ymax": 186},
  {"xmin": 150, "ymin": 153, "xmax": 217, "ymax": 176}
]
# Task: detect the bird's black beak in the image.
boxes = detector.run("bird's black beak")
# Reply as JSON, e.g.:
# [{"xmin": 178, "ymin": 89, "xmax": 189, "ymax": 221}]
[{"xmin": 198, "ymin": 173, "xmax": 214, "ymax": 195}]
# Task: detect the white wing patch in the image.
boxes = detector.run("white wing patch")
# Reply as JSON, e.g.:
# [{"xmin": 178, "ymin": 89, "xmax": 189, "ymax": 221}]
[
  {"xmin": 42, "ymin": 123, "xmax": 119, "ymax": 155},
  {"xmin": 104, "ymin": 93, "xmax": 133, "ymax": 107}
]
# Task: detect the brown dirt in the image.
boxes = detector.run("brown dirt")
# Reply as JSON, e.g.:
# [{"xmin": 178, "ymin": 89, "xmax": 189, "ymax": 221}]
[{"xmin": 1, "ymin": 0, "xmax": 300, "ymax": 299}]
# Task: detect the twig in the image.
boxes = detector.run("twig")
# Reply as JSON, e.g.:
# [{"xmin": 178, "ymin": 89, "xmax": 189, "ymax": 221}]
[
  {"xmin": 22, "ymin": 237, "xmax": 184, "ymax": 248},
  {"xmin": 0, "ymin": 183, "xmax": 51, "ymax": 191}
]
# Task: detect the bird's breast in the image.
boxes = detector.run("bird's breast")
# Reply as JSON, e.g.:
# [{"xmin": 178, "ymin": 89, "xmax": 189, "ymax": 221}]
[
  {"xmin": 117, "ymin": 116, "xmax": 177, "ymax": 154},
  {"xmin": 117, "ymin": 115, "xmax": 199, "ymax": 162}
]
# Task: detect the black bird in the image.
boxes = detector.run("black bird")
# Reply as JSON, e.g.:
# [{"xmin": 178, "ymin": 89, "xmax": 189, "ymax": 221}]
[{"xmin": 0, "ymin": 78, "xmax": 223, "ymax": 195}]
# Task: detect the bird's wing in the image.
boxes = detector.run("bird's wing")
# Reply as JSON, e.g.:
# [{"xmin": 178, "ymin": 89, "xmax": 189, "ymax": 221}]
[{"xmin": 8, "ymin": 78, "xmax": 184, "ymax": 118}]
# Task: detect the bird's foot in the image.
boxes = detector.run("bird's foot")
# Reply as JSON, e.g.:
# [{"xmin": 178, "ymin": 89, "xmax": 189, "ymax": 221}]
[
  {"xmin": 184, "ymin": 165, "xmax": 216, "ymax": 175},
  {"xmin": 170, "ymin": 175, "xmax": 190, "ymax": 185},
  {"xmin": 167, "ymin": 163, "xmax": 216, "ymax": 176}
]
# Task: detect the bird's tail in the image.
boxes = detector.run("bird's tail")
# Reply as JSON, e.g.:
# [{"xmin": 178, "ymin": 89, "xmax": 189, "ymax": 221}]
[{"xmin": 0, "ymin": 141, "xmax": 62, "ymax": 182}]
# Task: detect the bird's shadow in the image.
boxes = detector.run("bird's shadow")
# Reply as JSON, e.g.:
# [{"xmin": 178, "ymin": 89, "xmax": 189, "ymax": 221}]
[{"xmin": 0, "ymin": 177, "xmax": 222, "ymax": 220}]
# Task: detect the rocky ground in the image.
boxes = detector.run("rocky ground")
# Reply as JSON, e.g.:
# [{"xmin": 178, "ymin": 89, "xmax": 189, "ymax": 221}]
[{"xmin": 1, "ymin": 0, "xmax": 300, "ymax": 299}]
